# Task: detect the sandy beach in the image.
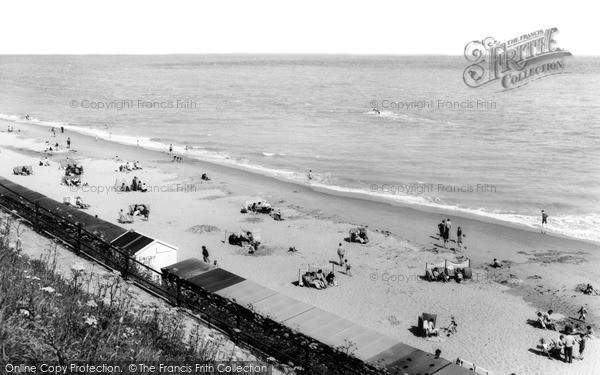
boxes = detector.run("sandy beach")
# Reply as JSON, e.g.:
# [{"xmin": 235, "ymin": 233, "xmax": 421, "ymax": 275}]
[{"xmin": 1, "ymin": 119, "xmax": 599, "ymax": 375}]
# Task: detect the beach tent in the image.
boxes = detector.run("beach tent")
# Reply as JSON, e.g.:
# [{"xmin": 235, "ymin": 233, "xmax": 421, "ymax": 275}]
[
  {"xmin": 111, "ymin": 230, "xmax": 178, "ymax": 271},
  {"xmin": 298, "ymin": 263, "xmax": 335, "ymax": 286},
  {"xmin": 425, "ymin": 259, "xmax": 471, "ymax": 281},
  {"xmin": 239, "ymin": 227, "xmax": 262, "ymax": 242},
  {"xmin": 349, "ymin": 227, "xmax": 369, "ymax": 243},
  {"xmin": 244, "ymin": 198, "xmax": 270, "ymax": 210},
  {"xmin": 425, "ymin": 259, "xmax": 470, "ymax": 274},
  {"xmin": 13, "ymin": 166, "xmax": 33, "ymax": 175}
]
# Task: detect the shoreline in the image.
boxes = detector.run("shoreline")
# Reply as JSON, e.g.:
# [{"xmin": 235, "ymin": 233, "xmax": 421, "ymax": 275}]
[
  {"xmin": 1, "ymin": 118, "xmax": 600, "ymax": 374},
  {"xmin": 2, "ymin": 117, "xmax": 598, "ymax": 247}
]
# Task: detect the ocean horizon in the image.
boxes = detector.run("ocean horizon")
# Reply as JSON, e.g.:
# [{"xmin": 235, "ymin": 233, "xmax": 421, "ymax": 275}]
[{"xmin": 1, "ymin": 54, "xmax": 599, "ymax": 242}]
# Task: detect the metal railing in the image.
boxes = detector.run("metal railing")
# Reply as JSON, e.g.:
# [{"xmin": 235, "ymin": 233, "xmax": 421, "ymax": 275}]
[{"xmin": 0, "ymin": 181, "xmax": 386, "ymax": 375}]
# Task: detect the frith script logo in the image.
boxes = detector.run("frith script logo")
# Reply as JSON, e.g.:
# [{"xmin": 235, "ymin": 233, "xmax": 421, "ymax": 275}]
[{"xmin": 463, "ymin": 28, "xmax": 572, "ymax": 90}]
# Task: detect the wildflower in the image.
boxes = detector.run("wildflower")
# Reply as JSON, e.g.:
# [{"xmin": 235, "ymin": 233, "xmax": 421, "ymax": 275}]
[
  {"xmin": 40, "ymin": 287, "xmax": 55, "ymax": 293},
  {"xmin": 86, "ymin": 300, "xmax": 98, "ymax": 308},
  {"xmin": 19, "ymin": 309, "xmax": 30, "ymax": 317},
  {"xmin": 84, "ymin": 315, "xmax": 98, "ymax": 327}
]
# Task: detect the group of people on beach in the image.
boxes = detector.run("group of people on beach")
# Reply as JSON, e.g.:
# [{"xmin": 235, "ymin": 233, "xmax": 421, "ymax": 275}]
[
  {"xmin": 119, "ymin": 176, "xmax": 147, "ymax": 193},
  {"xmin": 535, "ymin": 308, "xmax": 595, "ymax": 362},
  {"xmin": 437, "ymin": 219, "xmax": 464, "ymax": 251},
  {"xmin": 118, "ymin": 160, "xmax": 142, "ymax": 172},
  {"xmin": 302, "ymin": 269, "xmax": 336, "ymax": 289}
]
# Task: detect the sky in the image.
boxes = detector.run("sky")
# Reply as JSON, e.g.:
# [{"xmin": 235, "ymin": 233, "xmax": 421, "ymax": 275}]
[{"xmin": 0, "ymin": 0, "xmax": 596, "ymax": 55}]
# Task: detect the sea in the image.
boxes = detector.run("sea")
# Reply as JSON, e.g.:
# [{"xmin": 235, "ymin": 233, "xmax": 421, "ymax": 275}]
[{"xmin": 0, "ymin": 55, "xmax": 598, "ymax": 242}]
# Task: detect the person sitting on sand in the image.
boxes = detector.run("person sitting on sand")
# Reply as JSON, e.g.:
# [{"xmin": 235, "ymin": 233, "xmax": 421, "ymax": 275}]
[
  {"xmin": 75, "ymin": 196, "xmax": 90, "ymax": 209},
  {"xmin": 456, "ymin": 269, "xmax": 464, "ymax": 283},
  {"xmin": 303, "ymin": 272, "xmax": 321, "ymax": 289},
  {"xmin": 201, "ymin": 173, "xmax": 210, "ymax": 181},
  {"xmin": 543, "ymin": 310, "xmax": 557, "ymax": 331},
  {"xmin": 540, "ymin": 337, "xmax": 562, "ymax": 359},
  {"xmin": 432, "ymin": 267, "xmax": 441, "ymax": 281},
  {"xmin": 537, "ymin": 312, "xmax": 548, "ymax": 329},
  {"xmin": 316, "ymin": 269, "xmax": 327, "ymax": 289},
  {"xmin": 583, "ymin": 284, "xmax": 595, "ymax": 295},
  {"xmin": 426, "ymin": 319, "xmax": 439, "ymax": 337},
  {"xmin": 43, "ymin": 157, "xmax": 50, "ymax": 166},
  {"xmin": 118, "ymin": 209, "xmax": 133, "ymax": 223},
  {"xmin": 492, "ymin": 258, "xmax": 503, "ymax": 268},
  {"xmin": 326, "ymin": 271, "xmax": 337, "ymax": 287},
  {"xmin": 585, "ymin": 325, "xmax": 594, "ymax": 339},
  {"xmin": 274, "ymin": 209, "xmax": 282, "ymax": 221}
]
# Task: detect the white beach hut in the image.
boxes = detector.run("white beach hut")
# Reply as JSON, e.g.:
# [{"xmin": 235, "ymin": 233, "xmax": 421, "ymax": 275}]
[{"xmin": 110, "ymin": 230, "xmax": 178, "ymax": 271}]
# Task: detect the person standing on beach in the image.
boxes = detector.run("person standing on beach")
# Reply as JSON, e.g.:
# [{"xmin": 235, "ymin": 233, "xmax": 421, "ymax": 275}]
[
  {"xmin": 169, "ymin": 144, "xmax": 173, "ymax": 154},
  {"xmin": 541, "ymin": 210, "xmax": 548, "ymax": 233},
  {"xmin": 308, "ymin": 170, "xmax": 313, "ymax": 180},
  {"xmin": 202, "ymin": 246, "xmax": 210, "ymax": 263},
  {"xmin": 345, "ymin": 259, "xmax": 352, "ymax": 276},
  {"xmin": 337, "ymin": 243, "xmax": 345, "ymax": 266},
  {"xmin": 561, "ymin": 334, "xmax": 575, "ymax": 363},
  {"xmin": 578, "ymin": 333, "xmax": 586, "ymax": 360},
  {"xmin": 66, "ymin": 137, "xmax": 71, "ymax": 149},
  {"xmin": 577, "ymin": 305, "xmax": 587, "ymax": 322},
  {"xmin": 438, "ymin": 220, "xmax": 445, "ymax": 239},
  {"xmin": 445, "ymin": 219, "xmax": 452, "ymax": 239},
  {"xmin": 456, "ymin": 227, "xmax": 463, "ymax": 251}
]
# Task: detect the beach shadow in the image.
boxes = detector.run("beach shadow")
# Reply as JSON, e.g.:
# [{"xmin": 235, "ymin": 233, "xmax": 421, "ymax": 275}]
[
  {"xmin": 429, "ymin": 236, "xmax": 440, "ymax": 240},
  {"xmin": 526, "ymin": 319, "xmax": 543, "ymax": 329},
  {"xmin": 291, "ymin": 280, "xmax": 300, "ymax": 287},
  {"xmin": 408, "ymin": 326, "xmax": 424, "ymax": 338},
  {"xmin": 528, "ymin": 348, "xmax": 552, "ymax": 359}
]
